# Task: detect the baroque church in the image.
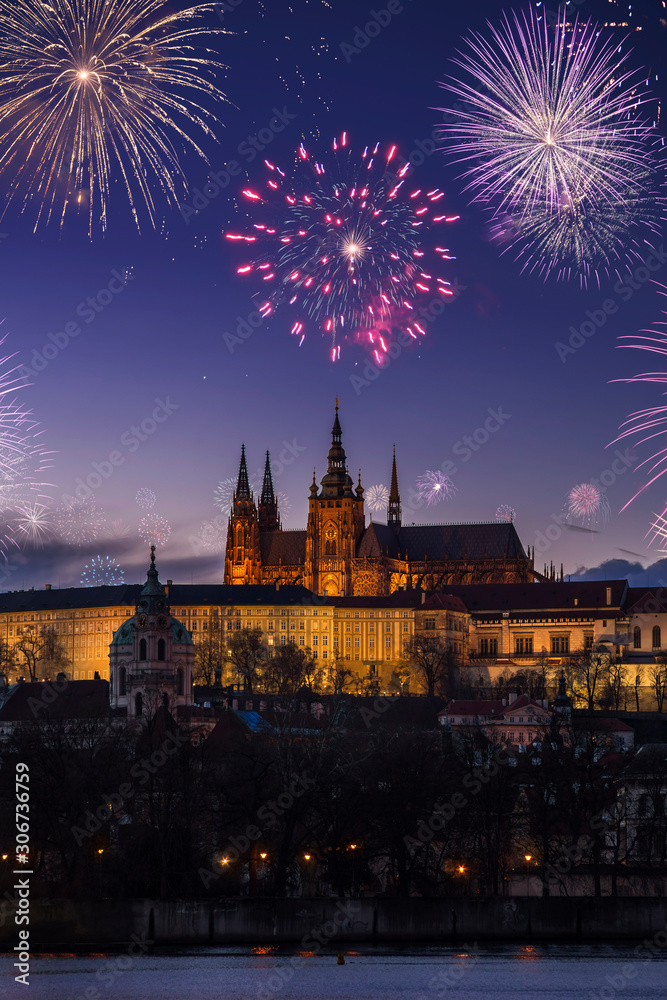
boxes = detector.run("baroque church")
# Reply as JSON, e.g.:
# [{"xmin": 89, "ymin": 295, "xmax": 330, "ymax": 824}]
[{"xmin": 224, "ymin": 403, "xmax": 537, "ymax": 597}]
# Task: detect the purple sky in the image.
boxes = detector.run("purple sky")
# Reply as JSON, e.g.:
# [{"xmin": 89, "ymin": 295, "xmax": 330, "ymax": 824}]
[{"xmin": 1, "ymin": 0, "xmax": 667, "ymax": 591}]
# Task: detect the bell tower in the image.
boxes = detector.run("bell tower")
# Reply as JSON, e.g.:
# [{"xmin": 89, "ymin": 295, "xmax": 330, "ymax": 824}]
[
  {"xmin": 224, "ymin": 444, "xmax": 262, "ymax": 584},
  {"xmin": 109, "ymin": 547, "xmax": 194, "ymax": 719},
  {"xmin": 305, "ymin": 400, "xmax": 365, "ymax": 596}
]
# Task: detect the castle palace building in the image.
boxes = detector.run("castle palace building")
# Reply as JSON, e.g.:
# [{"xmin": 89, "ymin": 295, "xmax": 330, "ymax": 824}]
[{"xmin": 224, "ymin": 403, "xmax": 537, "ymax": 597}]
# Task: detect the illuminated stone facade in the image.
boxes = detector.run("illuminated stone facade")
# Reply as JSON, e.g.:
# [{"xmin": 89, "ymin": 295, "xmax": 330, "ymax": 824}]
[{"xmin": 224, "ymin": 404, "xmax": 536, "ymax": 596}]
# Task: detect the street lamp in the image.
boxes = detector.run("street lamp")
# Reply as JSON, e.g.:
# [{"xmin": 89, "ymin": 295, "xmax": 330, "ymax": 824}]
[
  {"xmin": 349, "ymin": 844, "xmax": 358, "ymax": 895},
  {"xmin": 524, "ymin": 854, "xmax": 532, "ymax": 896}
]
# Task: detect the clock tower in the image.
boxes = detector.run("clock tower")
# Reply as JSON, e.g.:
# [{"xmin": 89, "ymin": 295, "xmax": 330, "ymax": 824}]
[
  {"xmin": 109, "ymin": 547, "xmax": 194, "ymax": 719},
  {"xmin": 305, "ymin": 400, "xmax": 365, "ymax": 596}
]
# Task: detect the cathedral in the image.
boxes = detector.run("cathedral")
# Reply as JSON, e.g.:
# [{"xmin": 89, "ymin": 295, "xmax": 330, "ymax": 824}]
[{"xmin": 223, "ymin": 403, "xmax": 537, "ymax": 596}]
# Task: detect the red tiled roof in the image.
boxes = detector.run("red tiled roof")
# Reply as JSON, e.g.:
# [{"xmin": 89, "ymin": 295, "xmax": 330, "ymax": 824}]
[
  {"xmin": 419, "ymin": 593, "xmax": 468, "ymax": 614},
  {"xmin": 494, "ymin": 695, "xmax": 549, "ymax": 718}
]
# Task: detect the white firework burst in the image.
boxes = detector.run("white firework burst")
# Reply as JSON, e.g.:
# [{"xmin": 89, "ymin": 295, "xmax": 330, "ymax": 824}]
[
  {"xmin": 277, "ymin": 491, "xmax": 291, "ymax": 519},
  {"xmin": 415, "ymin": 470, "xmax": 457, "ymax": 506},
  {"xmin": 198, "ymin": 515, "xmax": 227, "ymax": 553},
  {"xmin": 135, "ymin": 487, "xmax": 156, "ymax": 509},
  {"xmin": 55, "ymin": 496, "xmax": 107, "ymax": 545},
  {"xmin": 366, "ymin": 484, "xmax": 389, "ymax": 512},
  {"xmin": 495, "ymin": 504, "xmax": 516, "ymax": 523},
  {"xmin": 80, "ymin": 554, "xmax": 125, "ymax": 587},
  {"xmin": 108, "ymin": 518, "xmax": 131, "ymax": 537},
  {"xmin": 13, "ymin": 502, "xmax": 54, "ymax": 547}
]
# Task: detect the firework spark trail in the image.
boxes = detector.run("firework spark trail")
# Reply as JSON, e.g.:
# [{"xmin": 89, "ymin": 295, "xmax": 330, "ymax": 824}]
[
  {"xmin": 565, "ymin": 482, "xmax": 611, "ymax": 528},
  {"xmin": 495, "ymin": 504, "xmax": 516, "ymax": 523},
  {"xmin": 0, "ymin": 0, "xmax": 229, "ymax": 233},
  {"xmin": 439, "ymin": 10, "xmax": 665, "ymax": 282},
  {"xmin": 80, "ymin": 553, "xmax": 124, "ymax": 586},
  {"xmin": 415, "ymin": 470, "xmax": 457, "ymax": 506},
  {"xmin": 226, "ymin": 135, "xmax": 458, "ymax": 361},
  {"xmin": 366, "ymin": 484, "xmax": 389, "ymax": 512},
  {"xmin": 612, "ymin": 284, "xmax": 667, "ymax": 508}
]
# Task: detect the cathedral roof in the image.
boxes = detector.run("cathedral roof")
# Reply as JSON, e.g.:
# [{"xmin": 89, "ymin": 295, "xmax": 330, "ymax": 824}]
[
  {"xmin": 358, "ymin": 521, "xmax": 528, "ymax": 561},
  {"xmin": 259, "ymin": 530, "xmax": 307, "ymax": 566}
]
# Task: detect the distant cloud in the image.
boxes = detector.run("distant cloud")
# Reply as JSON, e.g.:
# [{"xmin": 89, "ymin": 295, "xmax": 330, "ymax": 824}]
[{"xmin": 570, "ymin": 557, "xmax": 667, "ymax": 588}]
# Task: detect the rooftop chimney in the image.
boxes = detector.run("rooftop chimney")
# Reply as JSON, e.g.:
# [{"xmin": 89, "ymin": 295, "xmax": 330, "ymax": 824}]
[
  {"xmin": 165, "ymin": 579, "xmax": 172, "ymax": 597},
  {"xmin": 606, "ymin": 587, "xmax": 612, "ymax": 606},
  {"xmin": 421, "ymin": 591, "xmax": 426, "ymax": 604},
  {"xmin": 45, "ymin": 584, "xmax": 51, "ymax": 591}
]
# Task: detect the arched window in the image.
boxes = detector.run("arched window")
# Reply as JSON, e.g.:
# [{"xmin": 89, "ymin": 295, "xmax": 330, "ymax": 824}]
[
  {"xmin": 135, "ymin": 692, "xmax": 143, "ymax": 717},
  {"xmin": 638, "ymin": 794, "xmax": 650, "ymax": 817},
  {"xmin": 177, "ymin": 668, "xmax": 184, "ymax": 696},
  {"xmin": 139, "ymin": 638, "xmax": 147, "ymax": 661},
  {"xmin": 634, "ymin": 626, "xmax": 642, "ymax": 649},
  {"xmin": 157, "ymin": 638, "xmax": 165, "ymax": 661},
  {"xmin": 162, "ymin": 693, "xmax": 169, "ymax": 708},
  {"xmin": 653, "ymin": 625, "xmax": 661, "ymax": 649},
  {"xmin": 119, "ymin": 667, "xmax": 126, "ymax": 697},
  {"xmin": 325, "ymin": 539, "xmax": 336, "ymax": 555}
]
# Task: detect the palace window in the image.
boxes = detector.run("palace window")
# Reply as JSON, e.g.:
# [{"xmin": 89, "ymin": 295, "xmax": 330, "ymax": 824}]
[
  {"xmin": 584, "ymin": 633, "xmax": 594, "ymax": 651},
  {"xmin": 425, "ymin": 618, "xmax": 436, "ymax": 630},
  {"xmin": 551, "ymin": 635, "xmax": 569, "ymax": 654},
  {"xmin": 479, "ymin": 637, "xmax": 498, "ymax": 655},
  {"xmin": 634, "ymin": 626, "xmax": 642, "ymax": 648},
  {"xmin": 515, "ymin": 636, "xmax": 533, "ymax": 654},
  {"xmin": 653, "ymin": 625, "xmax": 662, "ymax": 649}
]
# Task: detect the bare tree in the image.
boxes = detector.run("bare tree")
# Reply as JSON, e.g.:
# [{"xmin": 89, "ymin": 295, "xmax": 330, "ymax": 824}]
[
  {"xmin": 648, "ymin": 660, "xmax": 667, "ymax": 712},
  {"xmin": 565, "ymin": 649, "xmax": 611, "ymax": 710},
  {"xmin": 633, "ymin": 664, "xmax": 644, "ymax": 712},
  {"xmin": 0, "ymin": 634, "xmax": 17, "ymax": 682},
  {"xmin": 15, "ymin": 626, "xmax": 71, "ymax": 682},
  {"xmin": 402, "ymin": 633, "xmax": 450, "ymax": 698},
  {"xmin": 225, "ymin": 627, "xmax": 268, "ymax": 695},
  {"xmin": 264, "ymin": 643, "xmax": 318, "ymax": 695},
  {"xmin": 194, "ymin": 608, "xmax": 223, "ymax": 686}
]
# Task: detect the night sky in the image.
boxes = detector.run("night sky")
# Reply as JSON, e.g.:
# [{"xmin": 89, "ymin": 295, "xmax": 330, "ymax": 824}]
[{"xmin": 3, "ymin": 0, "xmax": 667, "ymax": 591}]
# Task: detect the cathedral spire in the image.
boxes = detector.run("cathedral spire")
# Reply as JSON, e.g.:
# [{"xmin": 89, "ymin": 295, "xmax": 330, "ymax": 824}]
[
  {"xmin": 388, "ymin": 445, "xmax": 401, "ymax": 529},
  {"xmin": 320, "ymin": 399, "xmax": 352, "ymax": 497},
  {"xmin": 259, "ymin": 451, "xmax": 280, "ymax": 531},
  {"xmin": 260, "ymin": 451, "xmax": 275, "ymax": 506},
  {"xmin": 235, "ymin": 444, "xmax": 251, "ymax": 501}
]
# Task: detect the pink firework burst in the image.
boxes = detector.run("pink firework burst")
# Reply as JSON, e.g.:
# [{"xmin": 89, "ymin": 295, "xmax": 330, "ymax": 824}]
[
  {"xmin": 225, "ymin": 134, "xmax": 458, "ymax": 362},
  {"xmin": 138, "ymin": 513, "xmax": 171, "ymax": 547},
  {"xmin": 566, "ymin": 483, "xmax": 611, "ymax": 526},
  {"xmin": 612, "ymin": 285, "xmax": 667, "ymax": 508},
  {"xmin": 416, "ymin": 470, "xmax": 457, "ymax": 506}
]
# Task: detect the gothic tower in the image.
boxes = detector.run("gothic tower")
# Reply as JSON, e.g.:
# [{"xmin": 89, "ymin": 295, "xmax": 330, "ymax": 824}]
[
  {"xmin": 305, "ymin": 400, "xmax": 365, "ymax": 596},
  {"xmin": 387, "ymin": 445, "xmax": 401, "ymax": 531},
  {"xmin": 224, "ymin": 444, "xmax": 262, "ymax": 584},
  {"xmin": 258, "ymin": 450, "xmax": 280, "ymax": 532},
  {"xmin": 109, "ymin": 547, "xmax": 194, "ymax": 718}
]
